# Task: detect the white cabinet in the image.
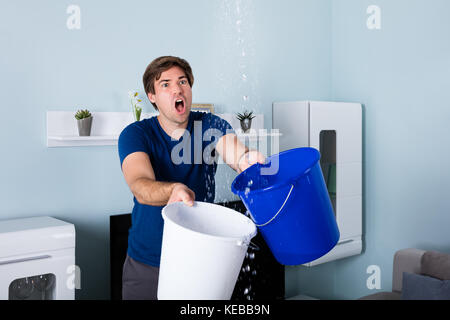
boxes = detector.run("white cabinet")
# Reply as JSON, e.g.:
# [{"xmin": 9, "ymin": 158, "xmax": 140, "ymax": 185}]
[{"xmin": 0, "ymin": 216, "xmax": 76, "ymax": 300}]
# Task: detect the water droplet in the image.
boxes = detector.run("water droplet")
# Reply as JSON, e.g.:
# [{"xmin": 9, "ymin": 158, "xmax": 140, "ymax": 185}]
[
  {"xmin": 247, "ymin": 180, "xmax": 253, "ymax": 186},
  {"xmin": 244, "ymin": 187, "xmax": 251, "ymax": 197},
  {"xmin": 242, "ymin": 74, "xmax": 247, "ymax": 81},
  {"xmin": 243, "ymin": 95, "xmax": 249, "ymax": 101}
]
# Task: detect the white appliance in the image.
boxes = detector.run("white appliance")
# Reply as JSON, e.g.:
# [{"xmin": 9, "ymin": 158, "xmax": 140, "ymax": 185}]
[
  {"xmin": 0, "ymin": 216, "xmax": 75, "ymax": 300},
  {"xmin": 272, "ymin": 100, "xmax": 362, "ymax": 266}
]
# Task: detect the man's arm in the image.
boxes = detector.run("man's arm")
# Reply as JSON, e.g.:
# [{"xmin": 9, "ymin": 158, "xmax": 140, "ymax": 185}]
[
  {"xmin": 215, "ymin": 133, "xmax": 266, "ymax": 173},
  {"xmin": 121, "ymin": 152, "xmax": 195, "ymax": 206}
]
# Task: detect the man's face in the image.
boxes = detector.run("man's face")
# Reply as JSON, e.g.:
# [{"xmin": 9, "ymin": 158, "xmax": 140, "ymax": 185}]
[{"xmin": 148, "ymin": 66, "xmax": 192, "ymax": 125}]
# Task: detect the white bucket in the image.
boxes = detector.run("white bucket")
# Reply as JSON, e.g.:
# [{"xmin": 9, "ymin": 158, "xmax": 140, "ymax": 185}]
[{"xmin": 157, "ymin": 201, "xmax": 257, "ymax": 300}]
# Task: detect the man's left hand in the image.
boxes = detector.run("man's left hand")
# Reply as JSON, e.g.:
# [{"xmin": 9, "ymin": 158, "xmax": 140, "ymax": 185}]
[{"xmin": 238, "ymin": 150, "xmax": 266, "ymax": 173}]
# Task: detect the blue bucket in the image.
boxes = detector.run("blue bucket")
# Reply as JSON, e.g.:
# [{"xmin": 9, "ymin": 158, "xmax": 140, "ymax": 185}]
[{"xmin": 231, "ymin": 147, "xmax": 339, "ymax": 265}]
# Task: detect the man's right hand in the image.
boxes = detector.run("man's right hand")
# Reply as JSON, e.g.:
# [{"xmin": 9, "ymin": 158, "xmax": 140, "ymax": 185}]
[{"xmin": 168, "ymin": 183, "xmax": 195, "ymax": 207}]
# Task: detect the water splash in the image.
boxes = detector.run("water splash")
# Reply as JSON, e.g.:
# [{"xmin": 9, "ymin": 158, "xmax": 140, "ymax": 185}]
[{"xmin": 212, "ymin": 0, "xmax": 260, "ymax": 114}]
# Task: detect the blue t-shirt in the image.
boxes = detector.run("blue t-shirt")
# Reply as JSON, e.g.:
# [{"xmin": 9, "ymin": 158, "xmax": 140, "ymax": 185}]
[{"xmin": 118, "ymin": 111, "xmax": 234, "ymax": 266}]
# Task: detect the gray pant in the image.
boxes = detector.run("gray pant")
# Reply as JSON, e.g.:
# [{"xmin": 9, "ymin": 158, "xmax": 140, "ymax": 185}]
[{"xmin": 122, "ymin": 254, "xmax": 159, "ymax": 300}]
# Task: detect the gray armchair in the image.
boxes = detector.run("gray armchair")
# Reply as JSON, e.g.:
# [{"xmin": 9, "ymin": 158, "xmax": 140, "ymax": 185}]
[{"xmin": 360, "ymin": 248, "xmax": 450, "ymax": 300}]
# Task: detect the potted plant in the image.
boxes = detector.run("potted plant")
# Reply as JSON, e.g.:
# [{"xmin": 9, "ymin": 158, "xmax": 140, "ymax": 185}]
[
  {"xmin": 236, "ymin": 110, "xmax": 255, "ymax": 133},
  {"xmin": 75, "ymin": 109, "xmax": 93, "ymax": 136},
  {"xmin": 129, "ymin": 91, "xmax": 143, "ymax": 121}
]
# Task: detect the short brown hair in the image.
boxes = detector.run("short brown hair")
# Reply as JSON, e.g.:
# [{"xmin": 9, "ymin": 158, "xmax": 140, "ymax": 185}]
[{"xmin": 142, "ymin": 56, "xmax": 194, "ymax": 110}]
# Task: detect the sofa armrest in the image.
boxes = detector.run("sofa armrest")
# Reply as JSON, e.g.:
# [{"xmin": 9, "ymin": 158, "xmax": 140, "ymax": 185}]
[
  {"xmin": 392, "ymin": 248, "xmax": 426, "ymax": 292},
  {"xmin": 421, "ymin": 250, "xmax": 450, "ymax": 280}
]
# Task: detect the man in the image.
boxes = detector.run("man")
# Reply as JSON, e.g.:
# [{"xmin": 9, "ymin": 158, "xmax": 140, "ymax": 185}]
[{"xmin": 118, "ymin": 56, "xmax": 265, "ymax": 300}]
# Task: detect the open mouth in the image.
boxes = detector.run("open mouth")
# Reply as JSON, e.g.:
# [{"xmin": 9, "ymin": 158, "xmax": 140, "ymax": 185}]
[{"xmin": 174, "ymin": 98, "xmax": 186, "ymax": 114}]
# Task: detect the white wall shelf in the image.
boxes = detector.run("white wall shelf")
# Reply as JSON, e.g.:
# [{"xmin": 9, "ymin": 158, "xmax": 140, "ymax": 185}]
[
  {"xmin": 46, "ymin": 111, "xmax": 156, "ymax": 147},
  {"xmin": 47, "ymin": 135, "xmax": 120, "ymax": 147},
  {"xmin": 46, "ymin": 111, "xmax": 277, "ymax": 148},
  {"xmin": 235, "ymin": 129, "xmax": 282, "ymax": 142}
]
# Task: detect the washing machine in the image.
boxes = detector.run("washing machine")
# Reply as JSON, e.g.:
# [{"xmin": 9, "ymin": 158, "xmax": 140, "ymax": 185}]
[{"xmin": 0, "ymin": 216, "xmax": 75, "ymax": 300}]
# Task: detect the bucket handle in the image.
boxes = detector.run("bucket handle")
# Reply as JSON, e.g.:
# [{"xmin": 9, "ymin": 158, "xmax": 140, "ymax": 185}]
[
  {"xmin": 236, "ymin": 240, "xmax": 260, "ymax": 251},
  {"xmin": 253, "ymin": 183, "xmax": 295, "ymax": 227}
]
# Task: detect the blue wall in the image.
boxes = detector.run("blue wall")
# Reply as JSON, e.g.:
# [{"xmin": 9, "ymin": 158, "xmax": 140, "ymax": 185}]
[
  {"xmin": 285, "ymin": 0, "xmax": 450, "ymax": 299},
  {"xmin": 0, "ymin": 0, "xmax": 331, "ymax": 299}
]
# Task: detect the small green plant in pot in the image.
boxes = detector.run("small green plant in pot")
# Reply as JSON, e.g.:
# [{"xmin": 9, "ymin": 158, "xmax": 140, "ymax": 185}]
[
  {"xmin": 75, "ymin": 109, "xmax": 93, "ymax": 136},
  {"xmin": 236, "ymin": 110, "xmax": 255, "ymax": 133},
  {"xmin": 129, "ymin": 91, "xmax": 143, "ymax": 122}
]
